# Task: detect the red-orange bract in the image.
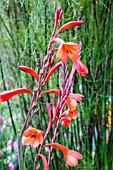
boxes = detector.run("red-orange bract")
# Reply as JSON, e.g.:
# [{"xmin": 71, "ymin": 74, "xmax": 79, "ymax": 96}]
[
  {"xmin": 0, "ymin": 88, "xmax": 33, "ymax": 102},
  {"xmin": 22, "ymin": 127, "xmax": 44, "ymax": 148},
  {"xmin": 55, "ymin": 21, "xmax": 84, "ymax": 37},
  {"xmin": 18, "ymin": 66, "xmax": 39, "ymax": 81},
  {"xmin": 43, "ymin": 143, "xmax": 82, "ymax": 167},
  {"xmin": 44, "ymin": 62, "xmax": 62, "ymax": 84}
]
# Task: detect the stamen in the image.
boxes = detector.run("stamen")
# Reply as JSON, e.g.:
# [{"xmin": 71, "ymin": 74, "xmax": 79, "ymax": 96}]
[{"xmin": 31, "ymin": 134, "xmax": 36, "ymax": 138}]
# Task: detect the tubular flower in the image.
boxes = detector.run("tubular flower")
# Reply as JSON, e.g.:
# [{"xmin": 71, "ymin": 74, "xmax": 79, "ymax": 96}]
[
  {"xmin": 22, "ymin": 127, "xmax": 44, "ymax": 148},
  {"xmin": 55, "ymin": 21, "xmax": 84, "ymax": 37},
  {"xmin": 18, "ymin": 66, "xmax": 39, "ymax": 81},
  {"xmin": 36, "ymin": 154, "xmax": 49, "ymax": 170},
  {"xmin": 66, "ymin": 93, "xmax": 84, "ymax": 110},
  {"xmin": 60, "ymin": 117, "xmax": 71, "ymax": 126},
  {"xmin": 0, "ymin": 88, "xmax": 33, "ymax": 102},
  {"xmin": 67, "ymin": 108, "xmax": 78, "ymax": 120},
  {"xmin": 66, "ymin": 97, "xmax": 77, "ymax": 109},
  {"xmin": 74, "ymin": 59, "xmax": 88, "ymax": 76},
  {"xmin": 56, "ymin": 42, "xmax": 81, "ymax": 63},
  {"xmin": 43, "ymin": 143, "xmax": 82, "ymax": 167}
]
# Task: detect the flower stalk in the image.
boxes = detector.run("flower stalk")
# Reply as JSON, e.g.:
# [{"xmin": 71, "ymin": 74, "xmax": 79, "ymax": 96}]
[{"xmin": 0, "ymin": 7, "xmax": 88, "ymax": 170}]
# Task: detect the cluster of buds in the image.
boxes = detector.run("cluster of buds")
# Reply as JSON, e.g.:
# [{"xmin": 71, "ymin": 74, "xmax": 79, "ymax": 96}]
[{"xmin": 0, "ymin": 7, "xmax": 88, "ymax": 170}]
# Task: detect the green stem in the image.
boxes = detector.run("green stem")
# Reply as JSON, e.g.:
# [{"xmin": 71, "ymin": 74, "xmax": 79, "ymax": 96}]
[{"xmin": 17, "ymin": 133, "xmax": 24, "ymax": 170}]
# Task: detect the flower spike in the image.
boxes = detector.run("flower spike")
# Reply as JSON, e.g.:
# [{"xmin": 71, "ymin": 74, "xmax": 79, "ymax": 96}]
[
  {"xmin": 18, "ymin": 66, "xmax": 39, "ymax": 81},
  {"xmin": 0, "ymin": 88, "xmax": 33, "ymax": 102},
  {"xmin": 55, "ymin": 21, "xmax": 84, "ymax": 37}
]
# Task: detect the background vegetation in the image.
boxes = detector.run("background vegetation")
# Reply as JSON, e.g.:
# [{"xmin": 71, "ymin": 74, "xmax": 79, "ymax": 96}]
[{"xmin": 0, "ymin": 0, "xmax": 113, "ymax": 169}]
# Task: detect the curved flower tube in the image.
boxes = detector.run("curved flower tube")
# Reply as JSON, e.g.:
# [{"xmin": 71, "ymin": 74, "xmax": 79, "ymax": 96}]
[
  {"xmin": 0, "ymin": 88, "xmax": 33, "ymax": 102},
  {"xmin": 22, "ymin": 127, "xmax": 44, "ymax": 148},
  {"xmin": 54, "ymin": 21, "xmax": 84, "ymax": 37},
  {"xmin": 43, "ymin": 143, "xmax": 82, "ymax": 167},
  {"xmin": 36, "ymin": 154, "xmax": 49, "ymax": 170},
  {"xmin": 18, "ymin": 66, "xmax": 39, "ymax": 81}
]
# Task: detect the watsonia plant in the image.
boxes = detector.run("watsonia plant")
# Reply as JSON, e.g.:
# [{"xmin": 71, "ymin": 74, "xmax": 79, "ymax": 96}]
[{"xmin": 0, "ymin": 7, "xmax": 88, "ymax": 170}]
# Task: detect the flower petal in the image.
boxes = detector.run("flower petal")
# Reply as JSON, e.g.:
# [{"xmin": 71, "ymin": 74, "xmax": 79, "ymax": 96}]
[
  {"xmin": 37, "ymin": 130, "xmax": 44, "ymax": 143},
  {"xmin": 66, "ymin": 154, "xmax": 78, "ymax": 167},
  {"xmin": 65, "ymin": 42, "xmax": 81, "ymax": 50},
  {"xmin": 33, "ymin": 138, "xmax": 40, "ymax": 148},
  {"xmin": 68, "ymin": 109, "xmax": 78, "ymax": 120},
  {"xmin": 23, "ymin": 127, "xmax": 38, "ymax": 137},
  {"xmin": 56, "ymin": 44, "xmax": 64, "ymax": 60},
  {"xmin": 68, "ymin": 150, "xmax": 82, "ymax": 160},
  {"xmin": 69, "ymin": 93, "xmax": 84, "ymax": 101},
  {"xmin": 66, "ymin": 97, "xmax": 77, "ymax": 109},
  {"xmin": 22, "ymin": 136, "xmax": 35, "ymax": 146}
]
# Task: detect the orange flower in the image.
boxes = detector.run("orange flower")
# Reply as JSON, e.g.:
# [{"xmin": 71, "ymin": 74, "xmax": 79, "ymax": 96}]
[
  {"xmin": 60, "ymin": 117, "xmax": 71, "ymax": 126},
  {"xmin": 66, "ymin": 93, "xmax": 84, "ymax": 109},
  {"xmin": 66, "ymin": 97, "xmax": 77, "ymax": 109},
  {"xmin": 56, "ymin": 42, "xmax": 81, "ymax": 63},
  {"xmin": 0, "ymin": 88, "xmax": 33, "ymax": 102},
  {"xmin": 67, "ymin": 108, "xmax": 78, "ymax": 120},
  {"xmin": 43, "ymin": 143, "xmax": 82, "ymax": 167},
  {"xmin": 22, "ymin": 127, "xmax": 44, "ymax": 148},
  {"xmin": 36, "ymin": 154, "xmax": 49, "ymax": 170},
  {"xmin": 18, "ymin": 66, "xmax": 39, "ymax": 81},
  {"xmin": 74, "ymin": 59, "xmax": 88, "ymax": 76}
]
